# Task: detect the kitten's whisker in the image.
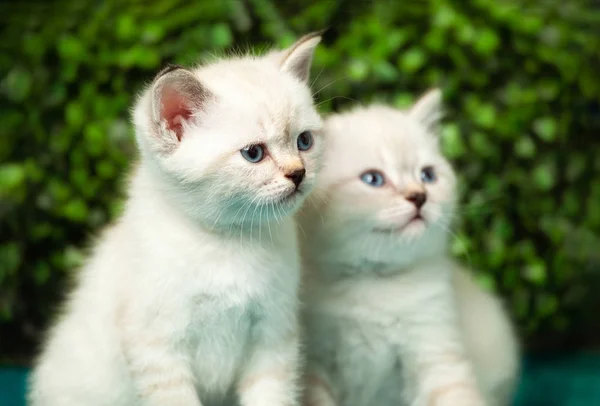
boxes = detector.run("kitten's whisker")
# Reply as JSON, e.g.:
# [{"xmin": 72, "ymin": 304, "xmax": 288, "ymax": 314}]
[
  {"xmin": 453, "ymin": 206, "xmax": 494, "ymax": 214},
  {"xmin": 272, "ymin": 204, "xmax": 280, "ymax": 226},
  {"xmin": 239, "ymin": 196, "xmax": 259, "ymax": 249},
  {"xmin": 248, "ymin": 194, "xmax": 264, "ymax": 246},
  {"xmin": 266, "ymin": 203, "xmax": 274, "ymax": 247},
  {"xmin": 316, "ymin": 95, "xmax": 357, "ymax": 107},
  {"xmin": 310, "ymin": 67, "xmax": 326, "ymax": 90},
  {"xmin": 379, "ymin": 206, "xmax": 414, "ymax": 216},
  {"xmin": 437, "ymin": 220, "xmax": 473, "ymax": 269},
  {"xmin": 312, "ymin": 75, "xmax": 350, "ymax": 98},
  {"xmin": 297, "ymin": 222, "xmax": 307, "ymax": 239},
  {"xmin": 209, "ymin": 199, "xmax": 232, "ymax": 233},
  {"xmin": 306, "ymin": 189, "xmax": 330, "ymax": 208},
  {"xmin": 229, "ymin": 199, "xmax": 252, "ymax": 238}
]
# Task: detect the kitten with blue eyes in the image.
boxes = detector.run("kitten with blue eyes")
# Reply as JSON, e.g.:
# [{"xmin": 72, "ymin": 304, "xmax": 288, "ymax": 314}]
[
  {"xmin": 299, "ymin": 89, "xmax": 519, "ymax": 406},
  {"xmin": 29, "ymin": 32, "xmax": 324, "ymax": 406}
]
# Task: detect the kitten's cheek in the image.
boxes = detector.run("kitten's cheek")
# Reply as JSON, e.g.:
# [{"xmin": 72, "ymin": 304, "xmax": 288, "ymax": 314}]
[{"xmin": 424, "ymin": 205, "xmax": 444, "ymax": 224}]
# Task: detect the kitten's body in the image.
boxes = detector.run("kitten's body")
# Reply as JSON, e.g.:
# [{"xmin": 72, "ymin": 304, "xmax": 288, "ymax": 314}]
[
  {"xmin": 303, "ymin": 259, "xmax": 517, "ymax": 406},
  {"xmin": 299, "ymin": 93, "xmax": 519, "ymax": 406},
  {"xmin": 29, "ymin": 33, "xmax": 324, "ymax": 406}
]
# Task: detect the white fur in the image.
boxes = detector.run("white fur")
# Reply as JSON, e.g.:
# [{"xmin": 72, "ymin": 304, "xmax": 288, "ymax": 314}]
[
  {"xmin": 29, "ymin": 33, "xmax": 324, "ymax": 406},
  {"xmin": 299, "ymin": 90, "xmax": 519, "ymax": 406}
]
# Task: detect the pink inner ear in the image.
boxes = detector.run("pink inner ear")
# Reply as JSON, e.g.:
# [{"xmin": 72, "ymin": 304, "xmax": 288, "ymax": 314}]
[{"xmin": 161, "ymin": 87, "xmax": 193, "ymax": 141}]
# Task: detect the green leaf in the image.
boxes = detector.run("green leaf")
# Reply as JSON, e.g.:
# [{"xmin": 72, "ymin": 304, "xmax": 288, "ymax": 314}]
[
  {"xmin": 537, "ymin": 294, "xmax": 559, "ymax": 317},
  {"xmin": 474, "ymin": 28, "xmax": 500, "ymax": 55},
  {"xmin": 514, "ymin": 136, "xmax": 536, "ymax": 158},
  {"xmin": 62, "ymin": 198, "xmax": 89, "ymax": 222},
  {"xmin": 33, "ymin": 263, "xmax": 51, "ymax": 285},
  {"xmin": 393, "ymin": 93, "xmax": 414, "ymax": 109},
  {"xmin": 433, "ymin": 3, "xmax": 457, "ymax": 28},
  {"xmin": 0, "ymin": 243, "xmax": 21, "ymax": 277},
  {"xmin": 523, "ymin": 260, "xmax": 547, "ymax": 285},
  {"xmin": 2, "ymin": 68, "xmax": 32, "ymax": 102},
  {"xmin": 469, "ymin": 131, "xmax": 495, "ymax": 157},
  {"xmin": 450, "ymin": 232, "xmax": 472, "ymax": 257},
  {"xmin": 211, "ymin": 23, "xmax": 233, "ymax": 48},
  {"xmin": 532, "ymin": 162, "xmax": 557, "ymax": 191},
  {"xmin": 372, "ymin": 60, "xmax": 397, "ymax": 82},
  {"xmin": 142, "ymin": 23, "xmax": 166, "ymax": 44},
  {"xmin": 473, "ymin": 103, "xmax": 497, "ymax": 128},
  {"xmin": 66, "ymin": 101, "xmax": 85, "ymax": 129},
  {"xmin": 441, "ymin": 124, "xmax": 466, "ymax": 158},
  {"xmin": 0, "ymin": 163, "xmax": 26, "ymax": 193},
  {"xmin": 117, "ymin": 15, "xmax": 136, "ymax": 40},
  {"xmin": 23, "ymin": 34, "xmax": 45, "ymax": 58},
  {"xmin": 533, "ymin": 117, "xmax": 557, "ymax": 142},
  {"xmin": 58, "ymin": 35, "xmax": 86, "ymax": 61},
  {"xmin": 348, "ymin": 59, "xmax": 369, "ymax": 81},
  {"xmin": 399, "ymin": 48, "xmax": 426, "ymax": 73},
  {"xmin": 63, "ymin": 245, "xmax": 85, "ymax": 269},
  {"xmin": 566, "ymin": 154, "xmax": 587, "ymax": 181}
]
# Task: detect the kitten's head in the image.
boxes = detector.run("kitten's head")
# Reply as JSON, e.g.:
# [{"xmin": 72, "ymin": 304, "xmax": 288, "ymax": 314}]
[
  {"xmin": 301, "ymin": 89, "xmax": 457, "ymax": 274},
  {"xmin": 133, "ymin": 32, "xmax": 324, "ymax": 230}
]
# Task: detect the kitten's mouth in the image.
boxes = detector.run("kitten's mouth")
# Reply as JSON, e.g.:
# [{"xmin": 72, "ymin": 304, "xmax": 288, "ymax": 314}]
[{"xmin": 374, "ymin": 214, "xmax": 426, "ymax": 234}]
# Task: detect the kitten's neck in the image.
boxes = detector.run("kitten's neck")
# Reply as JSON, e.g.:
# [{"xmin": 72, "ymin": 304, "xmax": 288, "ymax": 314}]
[{"xmin": 306, "ymin": 238, "xmax": 449, "ymax": 284}]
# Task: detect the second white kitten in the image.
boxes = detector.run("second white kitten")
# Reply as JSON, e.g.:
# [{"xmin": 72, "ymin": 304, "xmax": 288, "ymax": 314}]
[
  {"xmin": 29, "ymin": 33, "xmax": 324, "ymax": 406},
  {"xmin": 299, "ymin": 90, "xmax": 519, "ymax": 406}
]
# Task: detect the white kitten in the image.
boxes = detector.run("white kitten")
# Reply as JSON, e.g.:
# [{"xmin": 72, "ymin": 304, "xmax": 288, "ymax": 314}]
[
  {"xmin": 299, "ymin": 90, "xmax": 519, "ymax": 406},
  {"xmin": 28, "ymin": 32, "xmax": 324, "ymax": 406}
]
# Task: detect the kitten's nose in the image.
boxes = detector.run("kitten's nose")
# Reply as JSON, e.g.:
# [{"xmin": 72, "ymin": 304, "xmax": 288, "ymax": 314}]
[
  {"xmin": 285, "ymin": 168, "xmax": 306, "ymax": 188},
  {"xmin": 406, "ymin": 192, "xmax": 426, "ymax": 209}
]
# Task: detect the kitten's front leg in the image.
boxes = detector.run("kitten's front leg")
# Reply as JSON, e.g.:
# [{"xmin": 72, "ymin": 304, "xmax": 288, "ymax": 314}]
[
  {"xmin": 237, "ymin": 327, "xmax": 301, "ymax": 406},
  {"xmin": 399, "ymin": 303, "xmax": 486, "ymax": 406}
]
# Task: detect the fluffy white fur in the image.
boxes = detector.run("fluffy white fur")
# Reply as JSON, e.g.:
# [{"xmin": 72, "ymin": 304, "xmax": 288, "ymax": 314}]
[
  {"xmin": 29, "ymin": 32, "xmax": 324, "ymax": 406},
  {"xmin": 299, "ymin": 90, "xmax": 520, "ymax": 406}
]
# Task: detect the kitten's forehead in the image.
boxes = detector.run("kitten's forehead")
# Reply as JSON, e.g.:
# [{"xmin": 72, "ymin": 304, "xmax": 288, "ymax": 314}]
[
  {"xmin": 198, "ymin": 60, "xmax": 306, "ymax": 109},
  {"xmin": 194, "ymin": 58, "xmax": 318, "ymax": 143},
  {"xmin": 323, "ymin": 105, "xmax": 438, "ymax": 180}
]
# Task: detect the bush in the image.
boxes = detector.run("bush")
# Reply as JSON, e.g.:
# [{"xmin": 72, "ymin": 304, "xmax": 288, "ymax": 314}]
[{"xmin": 1, "ymin": 0, "xmax": 599, "ymax": 362}]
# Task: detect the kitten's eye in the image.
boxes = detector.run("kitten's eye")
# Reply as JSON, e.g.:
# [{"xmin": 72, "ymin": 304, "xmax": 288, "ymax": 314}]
[
  {"xmin": 297, "ymin": 131, "xmax": 313, "ymax": 151},
  {"xmin": 420, "ymin": 166, "xmax": 436, "ymax": 183},
  {"xmin": 360, "ymin": 170, "xmax": 386, "ymax": 187},
  {"xmin": 241, "ymin": 144, "xmax": 265, "ymax": 163}
]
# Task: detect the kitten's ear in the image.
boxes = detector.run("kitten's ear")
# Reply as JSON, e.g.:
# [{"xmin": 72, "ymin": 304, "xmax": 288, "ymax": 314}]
[
  {"xmin": 150, "ymin": 65, "xmax": 212, "ymax": 145},
  {"xmin": 409, "ymin": 88, "xmax": 444, "ymax": 134},
  {"xmin": 277, "ymin": 31, "xmax": 324, "ymax": 83}
]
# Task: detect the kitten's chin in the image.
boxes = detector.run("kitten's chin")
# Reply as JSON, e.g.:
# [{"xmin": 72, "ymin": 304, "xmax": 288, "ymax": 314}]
[
  {"xmin": 373, "ymin": 215, "xmax": 427, "ymax": 237},
  {"xmin": 268, "ymin": 186, "xmax": 311, "ymax": 213}
]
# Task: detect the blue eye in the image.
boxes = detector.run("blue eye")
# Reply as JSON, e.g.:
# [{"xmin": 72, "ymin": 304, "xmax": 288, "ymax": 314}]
[
  {"xmin": 241, "ymin": 144, "xmax": 265, "ymax": 163},
  {"xmin": 297, "ymin": 131, "xmax": 313, "ymax": 151},
  {"xmin": 420, "ymin": 166, "xmax": 436, "ymax": 183},
  {"xmin": 360, "ymin": 170, "xmax": 386, "ymax": 187}
]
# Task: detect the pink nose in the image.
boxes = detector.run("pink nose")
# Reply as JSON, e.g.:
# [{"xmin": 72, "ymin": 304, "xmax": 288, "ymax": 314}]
[
  {"xmin": 285, "ymin": 168, "xmax": 306, "ymax": 188},
  {"xmin": 406, "ymin": 192, "xmax": 426, "ymax": 209}
]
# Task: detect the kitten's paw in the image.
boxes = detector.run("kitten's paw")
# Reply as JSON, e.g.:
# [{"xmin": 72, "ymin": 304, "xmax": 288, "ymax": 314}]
[
  {"xmin": 304, "ymin": 376, "xmax": 337, "ymax": 406},
  {"xmin": 428, "ymin": 385, "xmax": 487, "ymax": 406},
  {"xmin": 304, "ymin": 389, "xmax": 337, "ymax": 406}
]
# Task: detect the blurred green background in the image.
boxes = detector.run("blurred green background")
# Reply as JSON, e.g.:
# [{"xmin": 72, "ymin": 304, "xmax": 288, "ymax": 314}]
[{"xmin": 1, "ymin": 0, "xmax": 600, "ymax": 365}]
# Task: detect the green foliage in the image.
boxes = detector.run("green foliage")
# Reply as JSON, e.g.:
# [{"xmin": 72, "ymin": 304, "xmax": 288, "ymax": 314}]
[{"xmin": 1, "ymin": 0, "xmax": 599, "ymax": 360}]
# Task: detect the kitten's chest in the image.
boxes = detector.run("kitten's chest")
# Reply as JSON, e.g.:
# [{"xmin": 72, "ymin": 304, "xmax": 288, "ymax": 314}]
[
  {"xmin": 182, "ymin": 237, "xmax": 299, "ymax": 397},
  {"xmin": 308, "ymin": 269, "xmax": 447, "ymax": 326},
  {"xmin": 306, "ymin": 311, "xmax": 401, "ymax": 406},
  {"xmin": 188, "ymin": 295, "xmax": 261, "ymax": 396}
]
